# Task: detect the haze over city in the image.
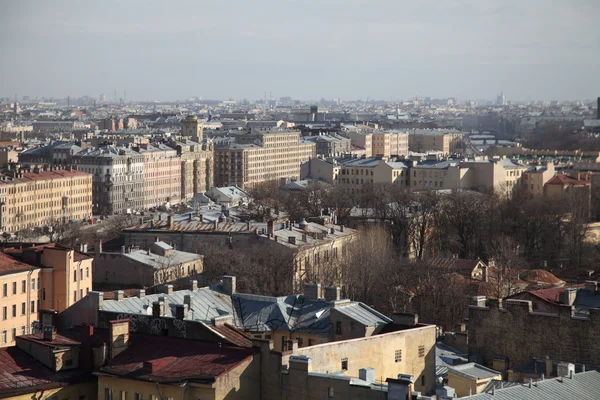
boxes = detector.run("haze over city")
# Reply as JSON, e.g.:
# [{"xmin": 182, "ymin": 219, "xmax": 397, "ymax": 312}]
[{"xmin": 2, "ymin": 0, "xmax": 599, "ymax": 101}]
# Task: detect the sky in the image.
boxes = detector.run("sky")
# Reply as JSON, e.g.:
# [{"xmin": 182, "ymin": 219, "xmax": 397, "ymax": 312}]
[{"xmin": 1, "ymin": 0, "xmax": 599, "ymax": 102}]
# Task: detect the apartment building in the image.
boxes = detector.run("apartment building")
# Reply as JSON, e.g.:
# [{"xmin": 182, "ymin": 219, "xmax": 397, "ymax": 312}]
[
  {"xmin": 135, "ymin": 143, "xmax": 181, "ymax": 209},
  {"xmin": 301, "ymin": 156, "xmax": 409, "ymax": 193},
  {"xmin": 0, "ymin": 252, "xmax": 41, "ymax": 347},
  {"xmin": 302, "ymin": 133, "xmax": 351, "ymax": 156},
  {"xmin": 5, "ymin": 243, "xmax": 93, "ymax": 312},
  {"xmin": 408, "ymin": 130, "xmax": 464, "ymax": 155},
  {"xmin": 344, "ymin": 130, "xmax": 409, "ymax": 157},
  {"xmin": 214, "ymin": 130, "xmax": 315, "ymax": 188},
  {"xmin": 72, "ymin": 146, "xmax": 145, "ymax": 215},
  {"xmin": 0, "ymin": 167, "xmax": 92, "ymax": 233},
  {"xmin": 411, "ymin": 157, "xmax": 528, "ymax": 192},
  {"xmin": 521, "ymin": 163, "xmax": 555, "ymax": 195},
  {"xmin": 167, "ymin": 138, "xmax": 214, "ymax": 200}
]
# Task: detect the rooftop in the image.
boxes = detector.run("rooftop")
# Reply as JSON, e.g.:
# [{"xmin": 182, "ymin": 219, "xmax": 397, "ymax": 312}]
[
  {"xmin": 462, "ymin": 370, "xmax": 600, "ymax": 399},
  {"xmin": 0, "ymin": 252, "xmax": 38, "ymax": 277},
  {"xmin": 100, "ymin": 334, "xmax": 253, "ymax": 384},
  {"xmin": 449, "ymin": 363, "xmax": 501, "ymax": 380}
]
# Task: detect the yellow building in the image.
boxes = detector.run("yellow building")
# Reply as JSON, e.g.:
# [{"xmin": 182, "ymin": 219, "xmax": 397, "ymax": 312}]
[
  {"xmin": 345, "ymin": 130, "xmax": 409, "ymax": 157},
  {"xmin": 0, "ymin": 244, "xmax": 93, "ymax": 347},
  {"xmin": 0, "ymin": 167, "xmax": 92, "ymax": 233},
  {"xmin": 0, "ymin": 252, "xmax": 41, "ymax": 347},
  {"xmin": 447, "ymin": 363, "xmax": 502, "ymax": 397},
  {"xmin": 409, "ymin": 130, "xmax": 464, "ymax": 155},
  {"xmin": 521, "ymin": 163, "xmax": 555, "ymax": 195},
  {"xmin": 214, "ymin": 130, "xmax": 315, "ymax": 188}
]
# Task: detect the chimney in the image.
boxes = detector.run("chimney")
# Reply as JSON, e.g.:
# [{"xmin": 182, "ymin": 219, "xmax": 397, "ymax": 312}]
[
  {"xmin": 42, "ymin": 325, "xmax": 57, "ymax": 341},
  {"xmin": 392, "ymin": 312, "xmax": 419, "ymax": 327},
  {"xmin": 302, "ymin": 233, "xmax": 307, "ymax": 242},
  {"xmin": 80, "ymin": 324, "xmax": 94, "ymax": 372},
  {"xmin": 95, "ymin": 240, "xmax": 103, "ymax": 256},
  {"xmin": 288, "ymin": 236, "xmax": 296, "ymax": 245},
  {"xmin": 167, "ymin": 214, "xmax": 174, "ymax": 229},
  {"xmin": 212, "ymin": 315, "xmax": 233, "ymax": 326},
  {"xmin": 359, "ymin": 368, "xmax": 375, "ymax": 383},
  {"xmin": 303, "ymin": 283, "xmax": 321, "ymax": 300},
  {"xmin": 190, "ymin": 280, "xmax": 198, "ymax": 291},
  {"xmin": 199, "ymin": 214, "xmax": 203, "ymax": 222},
  {"xmin": 109, "ymin": 319, "xmax": 129, "ymax": 359},
  {"xmin": 324, "ymin": 286, "xmax": 341, "ymax": 301},
  {"xmin": 120, "ymin": 246, "xmax": 125, "ymax": 254},
  {"xmin": 267, "ymin": 220, "xmax": 274, "ymax": 236},
  {"xmin": 113, "ymin": 290, "xmax": 124, "ymax": 301},
  {"xmin": 545, "ymin": 356, "xmax": 552, "ymax": 378},
  {"xmin": 481, "ymin": 265, "xmax": 489, "ymax": 282},
  {"xmin": 289, "ymin": 355, "xmax": 313, "ymax": 374},
  {"xmin": 161, "ymin": 284, "xmax": 173, "ymax": 295},
  {"xmin": 83, "ymin": 244, "xmax": 88, "ymax": 253},
  {"xmin": 135, "ymin": 289, "xmax": 145, "ymax": 298},
  {"xmin": 330, "ymin": 227, "xmax": 335, "ymax": 234},
  {"xmin": 340, "ymin": 225, "xmax": 344, "ymax": 233},
  {"xmin": 559, "ymin": 288, "xmax": 577, "ymax": 306},
  {"xmin": 188, "ymin": 213, "xmax": 193, "ymax": 221},
  {"xmin": 175, "ymin": 304, "xmax": 189, "ymax": 320},
  {"xmin": 184, "ymin": 294, "xmax": 192, "ymax": 307},
  {"xmin": 222, "ymin": 276, "xmax": 236, "ymax": 295},
  {"xmin": 473, "ymin": 296, "xmax": 487, "ymax": 307},
  {"xmin": 152, "ymin": 301, "xmax": 163, "ymax": 317},
  {"xmin": 557, "ymin": 362, "xmax": 575, "ymax": 377}
]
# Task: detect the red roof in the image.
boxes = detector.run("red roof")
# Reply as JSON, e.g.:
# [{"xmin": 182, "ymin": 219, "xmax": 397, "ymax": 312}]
[
  {"xmin": 546, "ymin": 174, "xmax": 590, "ymax": 186},
  {"xmin": 209, "ymin": 324, "xmax": 252, "ymax": 347},
  {"xmin": 514, "ymin": 284, "xmax": 584, "ymax": 305},
  {"xmin": 0, "ymin": 347, "xmax": 90, "ymax": 397},
  {"xmin": 101, "ymin": 334, "xmax": 253, "ymax": 383},
  {"xmin": 17, "ymin": 333, "xmax": 81, "ymax": 348},
  {"xmin": 0, "ymin": 252, "xmax": 38, "ymax": 276},
  {"xmin": 520, "ymin": 269, "xmax": 565, "ymax": 286}
]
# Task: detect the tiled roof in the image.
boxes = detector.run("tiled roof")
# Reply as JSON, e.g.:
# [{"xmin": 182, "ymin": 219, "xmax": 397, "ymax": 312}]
[
  {"xmin": 546, "ymin": 174, "xmax": 590, "ymax": 186},
  {"xmin": 0, "ymin": 252, "xmax": 38, "ymax": 276},
  {"xmin": 0, "ymin": 347, "xmax": 90, "ymax": 397},
  {"xmin": 519, "ymin": 269, "xmax": 565, "ymax": 286},
  {"xmin": 100, "ymin": 334, "xmax": 253, "ymax": 383},
  {"xmin": 462, "ymin": 370, "xmax": 600, "ymax": 399}
]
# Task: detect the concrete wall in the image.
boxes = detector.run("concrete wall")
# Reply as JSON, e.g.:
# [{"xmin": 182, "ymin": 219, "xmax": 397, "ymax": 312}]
[
  {"xmin": 468, "ymin": 299, "xmax": 600, "ymax": 369},
  {"xmin": 281, "ymin": 325, "xmax": 436, "ymax": 394}
]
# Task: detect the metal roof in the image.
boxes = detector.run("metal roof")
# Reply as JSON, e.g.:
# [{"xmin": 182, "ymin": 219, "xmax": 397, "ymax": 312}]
[
  {"xmin": 462, "ymin": 370, "xmax": 600, "ymax": 399},
  {"xmin": 449, "ymin": 363, "xmax": 501, "ymax": 380}
]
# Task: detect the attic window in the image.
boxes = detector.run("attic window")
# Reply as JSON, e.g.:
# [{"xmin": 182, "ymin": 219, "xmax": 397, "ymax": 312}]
[{"xmin": 341, "ymin": 358, "xmax": 348, "ymax": 371}]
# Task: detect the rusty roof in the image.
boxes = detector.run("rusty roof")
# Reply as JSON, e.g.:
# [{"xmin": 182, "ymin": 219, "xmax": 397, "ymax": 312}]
[
  {"xmin": 0, "ymin": 252, "xmax": 39, "ymax": 277},
  {"xmin": 124, "ymin": 219, "xmax": 257, "ymax": 233},
  {"xmin": 100, "ymin": 334, "xmax": 253, "ymax": 383},
  {"xmin": 0, "ymin": 347, "xmax": 91, "ymax": 397},
  {"xmin": 17, "ymin": 333, "xmax": 81, "ymax": 349}
]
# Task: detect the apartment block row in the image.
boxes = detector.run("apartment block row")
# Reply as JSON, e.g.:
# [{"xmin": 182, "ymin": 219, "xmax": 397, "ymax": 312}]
[{"xmin": 302, "ymin": 155, "xmax": 564, "ymax": 194}]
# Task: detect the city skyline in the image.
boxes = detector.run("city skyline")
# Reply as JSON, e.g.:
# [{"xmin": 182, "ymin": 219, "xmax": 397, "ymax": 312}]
[{"xmin": 2, "ymin": 0, "xmax": 599, "ymax": 101}]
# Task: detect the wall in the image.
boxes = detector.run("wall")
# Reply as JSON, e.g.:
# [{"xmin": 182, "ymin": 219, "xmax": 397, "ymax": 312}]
[
  {"xmin": 281, "ymin": 325, "xmax": 436, "ymax": 394},
  {"xmin": 447, "ymin": 371, "xmax": 499, "ymax": 397},
  {"xmin": 0, "ymin": 269, "xmax": 41, "ymax": 347},
  {"xmin": 4, "ymin": 382, "xmax": 97, "ymax": 400},
  {"xmin": 468, "ymin": 299, "xmax": 600, "ymax": 369}
]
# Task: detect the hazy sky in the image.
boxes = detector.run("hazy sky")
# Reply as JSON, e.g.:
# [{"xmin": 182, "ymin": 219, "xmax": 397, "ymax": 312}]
[{"xmin": 1, "ymin": 0, "xmax": 598, "ymax": 101}]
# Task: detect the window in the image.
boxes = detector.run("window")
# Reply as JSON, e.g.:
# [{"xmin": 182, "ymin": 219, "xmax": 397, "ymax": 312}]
[
  {"xmin": 11, "ymin": 328, "xmax": 16, "ymax": 340},
  {"xmin": 421, "ymin": 375, "xmax": 425, "ymax": 387},
  {"xmin": 79, "ymin": 396, "xmax": 88, "ymax": 400},
  {"xmin": 30, "ymin": 300, "xmax": 35, "ymax": 313},
  {"xmin": 30, "ymin": 278, "xmax": 35, "ymax": 291},
  {"xmin": 341, "ymin": 358, "xmax": 348, "ymax": 371},
  {"xmin": 104, "ymin": 388, "xmax": 113, "ymax": 400},
  {"xmin": 328, "ymin": 387, "xmax": 334, "ymax": 399},
  {"xmin": 37, "ymin": 278, "xmax": 41, "ymax": 290},
  {"xmin": 43, "ymin": 288, "xmax": 46, "ymax": 300},
  {"xmin": 11, "ymin": 282, "xmax": 15, "ymax": 295},
  {"xmin": 395, "ymin": 349, "xmax": 402, "ymax": 362},
  {"xmin": 335, "ymin": 321, "xmax": 342, "ymax": 335},
  {"xmin": 21, "ymin": 326, "xmax": 25, "ymax": 336},
  {"xmin": 1, "ymin": 331, "xmax": 6, "ymax": 344},
  {"xmin": 119, "ymin": 391, "xmax": 128, "ymax": 400},
  {"xmin": 418, "ymin": 345, "xmax": 425, "ymax": 358},
  {"xmin": 297, "ymin": 337, "xmax": 303, "ymax": 347},
  {"xmin": 86, "ymin": 267, "xmax": 89, "ymax": 278},
  {"xmin": 1, "ymin": 307, "xmax": 5, "ymax": 320},
  {"xmin": 21, "ymin": 302, "xmax": 25, "ymax": 315},
  {"xmin": 281, "ymin": 336, "xmax": 287, "ymax": 351},
  {"xmin": 21, "ymin": 280, "xmax": 25, "ymax": 293},
  {"xmin": 134, "ymin": 395, "xmax": 142, "ymax": 400},
  {"xmin": 74, "ymin": 291, "xmax": 77, "ymax": 303},
  {"xmin": 11, "ymin": 304, "xmax": 16, "ymax": 317},
  {"xmin": 73, "ymin": 270, "xmax": 77, "ymax": 282},
  {"xmin": 2, "ymin": 284, "xmax": 6, "ymax": 297}
]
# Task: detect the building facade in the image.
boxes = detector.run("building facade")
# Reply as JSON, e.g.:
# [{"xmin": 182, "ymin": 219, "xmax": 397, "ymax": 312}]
[
  {"xmin": 135, "ymin": 144, "xmax": 182, "ymax": 209},
  {"xmin": 408, "ymin": 130, "xmax": 464, "ymax": 155},
  {"xmin": 167, "ymin": 139, "xmax": 214, "ymax": 200},
  {"xmin": 214, "ymin": 130, "xmax": 315, "ymax": 188},
  {"xmin": 0, "ymin": 168, "xmax": 92, "ymax": 233},
  {"xmin": 72, "ymin": 146, "xmax": 145, "ymax": 215}
]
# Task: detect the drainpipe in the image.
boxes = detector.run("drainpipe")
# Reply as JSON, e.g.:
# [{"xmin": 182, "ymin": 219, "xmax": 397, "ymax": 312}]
[{"xmin": 27, "ymin": 269, "xmax": 33, "ymax": 334}]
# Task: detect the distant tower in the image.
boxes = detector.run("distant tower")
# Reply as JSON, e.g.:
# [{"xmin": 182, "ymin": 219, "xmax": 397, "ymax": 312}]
[
  {"xmin": 181, "ymin": 115, "xmax": 203, "ymax": 142},
  {"xmin": 496, "ymin": 92, "xmax": 507, "ymax": 106}
]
